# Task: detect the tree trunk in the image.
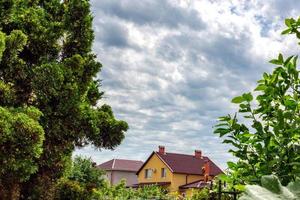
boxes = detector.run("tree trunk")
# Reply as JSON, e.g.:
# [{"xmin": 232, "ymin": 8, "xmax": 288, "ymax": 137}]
[
  {"xmin": 0, "ymin": 181, "xmax": 20, "ymax": 200},
  {"xmin": 20, "ymin": 171, "xmax": 57, "ymax": 200}
]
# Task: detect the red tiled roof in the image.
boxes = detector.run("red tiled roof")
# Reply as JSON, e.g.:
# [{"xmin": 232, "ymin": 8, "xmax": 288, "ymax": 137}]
[
  {"xmin": 98, "ymin": 159, "xmax": 143, "ymax": 172},
  {"xmin": 137, "ymin": 152, "xmax": 223, "ymax": 176},
  {"xmin": 179, "ymin": 180, "xmax": 211, "ymax": 189},
  {"xmin": 130, "ymin": 182, "xmax": 171, "ymax": 188},
  {"xmin": 156, "ymin": 152, "xmax": 223, "ymax": 175}
]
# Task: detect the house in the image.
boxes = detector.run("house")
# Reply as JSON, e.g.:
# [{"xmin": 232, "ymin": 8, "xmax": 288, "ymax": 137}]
[
  {"xmin": 134, "ymin": 146, "xmax": 223, "ymax": 197},
  {"xmin": 98, "ymin": 159, "xmax": 143, "ymax": 186}
]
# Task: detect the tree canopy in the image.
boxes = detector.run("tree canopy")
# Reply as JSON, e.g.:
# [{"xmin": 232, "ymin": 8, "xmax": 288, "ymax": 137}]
[
  {"xmin": 215, "ymin": 17, "xmax": 300, "ymax": 186},
  {"xmin": 0, "ymin": 0, "xmax": 128, "ymax": 199}
]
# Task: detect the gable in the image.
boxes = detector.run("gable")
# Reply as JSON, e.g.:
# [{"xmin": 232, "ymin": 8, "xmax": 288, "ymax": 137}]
[{"xmin": 136, "ymin": 152, "xmax": 173, "ymax": 175}]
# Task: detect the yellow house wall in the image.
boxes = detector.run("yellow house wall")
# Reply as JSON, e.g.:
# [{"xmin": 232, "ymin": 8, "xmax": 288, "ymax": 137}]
[
  {"xmin": 170, "ymin": 173, "xmax": 185, "ymax": 192},
  {"xmin": 137, "ymin": 153, "xmax": 172, "ymax": 190},
  {"xmin": 187, "ymin": 174, "xmax": 204, "ymax": 183},
  {"xmin": 170, "ymin": 174, "xmax": 203, "ymax": 192},
  {"xmin": 137, "ymin": 153, "xmax": 213, "ymax": 196}
]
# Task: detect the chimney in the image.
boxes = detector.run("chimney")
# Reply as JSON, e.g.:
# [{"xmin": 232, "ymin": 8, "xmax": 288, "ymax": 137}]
[
  {"xmin": 158, "ymin": 146, "xmax": 165, "ymax": 154},
  {"xmin": 203, "ymin": 159, "xmax": 210, "ymax": 182},
  {"xmin": 194, "ymin": 150, "xmax": 202, "ymax": 159}
]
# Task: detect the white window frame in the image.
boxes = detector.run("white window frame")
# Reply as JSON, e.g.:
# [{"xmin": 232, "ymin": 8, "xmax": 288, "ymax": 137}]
[{"xmin": 145, "ymin": 169, "xmax": 153, "ymax": 179}]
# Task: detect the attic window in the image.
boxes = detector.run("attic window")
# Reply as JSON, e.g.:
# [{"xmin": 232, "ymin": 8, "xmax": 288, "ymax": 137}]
[
  {"xmin": 145, "ymin": 169, "xmax": 153, "ymax": 179},
  {"xmin": 161, "ymin": 168, "xmax": 166, "ymax": 178}
]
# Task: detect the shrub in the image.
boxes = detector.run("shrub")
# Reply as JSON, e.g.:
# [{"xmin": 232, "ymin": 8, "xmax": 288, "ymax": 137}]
[
  {"xmin": 54, "ymin": 179, "xmax": 85, "ymax": 200},
  {"xmin": 189, "ymin": 188, "xmax": 210, "ymax": 200}
]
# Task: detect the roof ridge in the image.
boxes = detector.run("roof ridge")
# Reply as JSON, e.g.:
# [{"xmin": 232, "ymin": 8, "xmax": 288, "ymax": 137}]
[
  {"xmin": 97, "ymin": 159, "xmax": 113, "ymax": 167},
  {"xmin": 112, "ymin": 158, "xmax": 144, "ymax": 162},
  {"xmin": 157, "ymin": 151, "xmax": 209, "ymax": 158}
]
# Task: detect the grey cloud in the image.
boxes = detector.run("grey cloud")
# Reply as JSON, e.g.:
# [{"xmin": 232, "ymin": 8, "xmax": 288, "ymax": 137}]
[
  {"xmin": 92, "ymin": 0, "xmax": 206, "ymax": 30},
  {"xmin": 76, "ymin": 0, "xmax": 300, "ymax": 170},
  {"xmin": 269, "ymin": 0, "xmax": 300, "ymax": 18},
  {"xmin": 96, "ymin": 20, "xmax": 131, "ymax": 48},
  {"xmin": 200, "ymin": 36, "xmax": 253, "ymax": 70}
]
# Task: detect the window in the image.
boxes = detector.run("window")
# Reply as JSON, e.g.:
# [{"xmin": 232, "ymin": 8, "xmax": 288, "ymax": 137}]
[
  {"xmin": 161, "ymin": 168, "xmax": 166, "ymax": 178},
  {"xmin": 145, "ymin": 169, "xmax": 153, "ymax": 179}
]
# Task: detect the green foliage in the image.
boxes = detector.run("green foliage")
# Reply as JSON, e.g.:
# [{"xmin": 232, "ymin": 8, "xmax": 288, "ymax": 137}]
[
  {"xmin": 55, "ymin": 156, "xmax": 105, "ymax": 200},
  {"xmin": 0, "ymin": 31, "xmax": 5, "ymax": 61},
  {"xmin": 189, "ymin": 188, "xmax": 210, "ymax": 200},
  {"xmin": 281, "ymin": 17, "xmax": 300, "ymax": 43},
  {"xmin": 215, "ymin": 16, "xmax": 300, "ymax": 186},
  {"xmin": 0, "ymin": 106, "xmax": 44, "ymax": 199},
  {"xmin": 91, "ymin": 180, "xmax": 173, "ymax": 200},
  {"xmin": 0, "ymin": 80, "xmax": 15, "ymax": 105},
  {"xmin": 55, "ymin": 157, "xmax": 173, "ymax": 200},
  {"xmin": 55, "ymin": 179, "xmax": 85, "ymax": 200},
  {"xmin": 0, "ymin": 106, "xmax": 44, "ymax": 179},
  {"xmin": 239, "ymin": 175, "xmax": 300, "ymax": 200},
  {"xmin": 56, "ymin": 180, "xmax": 175, "ymax": 200},
  {"xmin": 0, "ymin": 0, "xmax": 128, "ymax": 199},
  {"xmin": 66, "ymin": 156, "xmax": 106, "ymax": 189}
]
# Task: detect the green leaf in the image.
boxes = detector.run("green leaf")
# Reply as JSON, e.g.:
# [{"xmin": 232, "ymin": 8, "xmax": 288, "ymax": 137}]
[
  {"xmin": 285, "ymin": 18, "xmax": 292, "ymax": 27},
  {"xmin": 227, "ymin": 161, "xmax": 237, "ymax": 169},
  {"xmin": 292, "ymin": 56, "xmax": 298, "ymax": 68},
  {"xmin": 242, "ymin": 93, "xmax": 253, "ymax": 102},
  {"xmin": 278, "ymin": 53, "xmax": 284, "ymax": 64},
  {"xmin": 240, "ymin": 175, "xmax": 300, "ymax": 200},
  {"xmin": 235, "ymin": 184, "xmax": 246, "ymax": 191},
  {"xmin": 284, "ymin": 55, "xmax": 294, "ymax": 66},
  {"xmin": 214, "ymin": 123, "xmax": 229, "ymax": 127},
  {"xmin": 255, "ymin": 84, "xmax": 267, "ymax": 91},
  {"xmin": 223, "ymin": 139, "xmax": 241, "ymax": 148},
  {"xmin": 214, "ymin": 128, "xmax": 231, "ymax": 137},
  {"xmin": 287, "ymin": 177, "xmax": 300, "ymax": 197},
  {"xmin": 282, "ymin": 28, "xmax": 291, "ymax": 35},
  {"xmin": 261, "ymin": 175, "xmax": 281, "ymax": 194},
  {"xmin": 217, "ymin": 174, "xmax": 231, "ymax": 182},
  {"xmin": 232, "ymin": 96, "xmax": 245, "ymax": 104},
  {"xmin": 269, "ymin": 59, "xmax": 282, "ymax": 65}
]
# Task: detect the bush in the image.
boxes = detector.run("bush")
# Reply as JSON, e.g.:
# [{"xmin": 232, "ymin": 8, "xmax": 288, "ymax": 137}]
[
  {"xmin": 91, "ymin": 180, "xmax": 174, "ymax": 200},
  {"xmin": 55, "ymin": 156, "xmax": 106, "ymax": 200},
  {"xmin": 67, "ymin": 156, "xmax": 106, "ymax": 190},
  {"xmin": 54, "ymin": 179, "xmax": 85, "ymax": 200},
  {"xmin": 189, "ymin": 188, "xmax": 210, "ymax": 200}
]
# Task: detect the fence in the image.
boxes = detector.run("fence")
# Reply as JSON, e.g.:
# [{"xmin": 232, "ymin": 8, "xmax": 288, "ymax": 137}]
[{"xmin": 209, "ymin": 180, "xmax": 241, "ymax": 200}]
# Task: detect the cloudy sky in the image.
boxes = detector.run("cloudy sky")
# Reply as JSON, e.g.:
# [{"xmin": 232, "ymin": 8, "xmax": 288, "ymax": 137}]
[{"xmin": 75, "ymin": 0, "xmax": 300, "ymax": 169}]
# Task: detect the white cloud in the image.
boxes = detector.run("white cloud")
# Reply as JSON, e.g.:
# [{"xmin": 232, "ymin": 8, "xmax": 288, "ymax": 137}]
[{"xmin": 75, "ymin": 0, "xmax": 300, "ymax": 170}]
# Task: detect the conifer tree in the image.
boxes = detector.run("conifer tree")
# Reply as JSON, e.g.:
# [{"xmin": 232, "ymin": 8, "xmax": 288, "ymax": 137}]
[{"xmin": 0, "ymin": 1, "xmax": 128, "ymax": 199}]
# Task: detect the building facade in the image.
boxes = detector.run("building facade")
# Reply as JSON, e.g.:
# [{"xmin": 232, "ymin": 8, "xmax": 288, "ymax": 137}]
[
  {"xmin": 98, "ymin": 159, "xmax": 143, "ymax": 186},
  {"xmin": 135, "ymin": 146, "xmax": 223, "ymax": 197}
]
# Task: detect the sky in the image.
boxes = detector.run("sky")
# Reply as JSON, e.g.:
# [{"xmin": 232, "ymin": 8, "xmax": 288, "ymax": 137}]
[{"xmin": 75, "ymin": 0, "xmax": 300, "ymax": 169}]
